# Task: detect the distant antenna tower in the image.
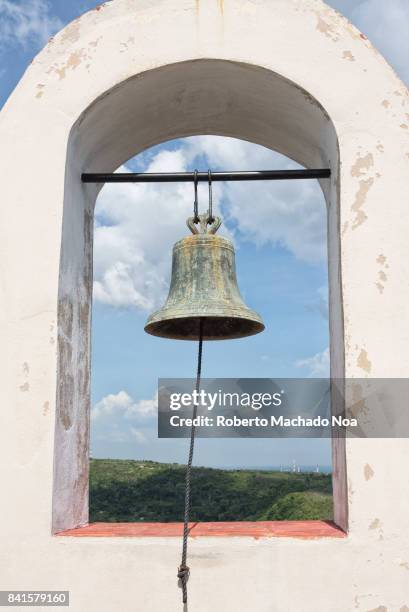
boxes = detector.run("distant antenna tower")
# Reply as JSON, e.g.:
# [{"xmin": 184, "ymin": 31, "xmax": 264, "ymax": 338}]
[
  {"xmin": 316, "ymin": 465, "xmax": 319, "ymax": 473},
  {"xmin": 292, "ymin": 459, "xmax": 296, "ymax": 473}
]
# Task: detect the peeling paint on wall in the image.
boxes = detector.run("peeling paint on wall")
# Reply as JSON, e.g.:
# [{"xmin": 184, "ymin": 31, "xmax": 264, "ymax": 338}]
[
  {"xmin": 316, "ymin": 15, "xmax": 339, "ymax": 42},
  {"xmin": 376, "ymin": 255, "xmax": 389, "ymax": 294},
  {"xmin": 369, "ymin": 518, "xmax": 384, "ymax": 541},
  {"xmin": 377, "ymin": 254, "xmax": 387, "ymax": 266},
  {"xmin": 343, "ymin": 50, "xmax": 355, "ymax": 62},
  {"xmin": 35, "ymin": 84, "xmax": 45, "ymax": 99},
  {"xmin": 357, "ymin": 349, "xmax": 372, "ymax": 374},
  {"xmin": 45, "ymin": 38, "xmax": 101, "ymax": 83},
  {"xmin": 351, "ymin": 153, "xmax": 374, "ymax": 177},
  {"xmin": 19, "ymin": 362, "xmax": 30, "ymax": 392},
  {"xmin": 351, "ymin": 178, "xmax": 374, "ymax": 229},
  {"xmin": 119, "ymin": 37, "xmax": 135, "ymax": 53},
  {"xmin": 60, "ymin": 20, "xmax": 81, "ymax": 45},
  {"xmin": 348, "ymin": 383, "xmax": 368, "ymax": 418}
]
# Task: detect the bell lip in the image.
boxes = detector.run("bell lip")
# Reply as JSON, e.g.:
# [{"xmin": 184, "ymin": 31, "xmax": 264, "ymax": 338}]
[{"xmin": 144, "ymin": 314, "xmax": 265, "ymax": 341}]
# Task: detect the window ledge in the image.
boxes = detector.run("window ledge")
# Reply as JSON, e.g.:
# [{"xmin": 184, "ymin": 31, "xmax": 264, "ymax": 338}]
[{"xmin": 56, "ymin": 520, "xmax": 346, "ymax": 539}]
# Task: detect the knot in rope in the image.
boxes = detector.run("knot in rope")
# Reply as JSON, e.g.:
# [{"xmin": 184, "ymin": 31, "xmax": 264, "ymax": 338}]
[{"xmin": 177, "ymin": 565, "xmax": 190, "ymax": 581}]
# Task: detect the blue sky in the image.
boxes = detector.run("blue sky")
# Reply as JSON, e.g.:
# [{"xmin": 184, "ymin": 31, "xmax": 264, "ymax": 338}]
[
  {"xmin": 91, "ymin": 138, "xmax": 331, "ymax": 467},
  {"xmin": 1, "ymin": 0, "xmax": 408, "ymax": 468}
]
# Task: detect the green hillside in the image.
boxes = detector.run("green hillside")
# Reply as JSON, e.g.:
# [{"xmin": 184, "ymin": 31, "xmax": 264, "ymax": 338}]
[
  {"xmin": 261, "ymin": 491, "xmax": 333, "ymax": 520},
  {"xmin": 89, "ymin": 459, "xmax": 333, "ymax": 522}
]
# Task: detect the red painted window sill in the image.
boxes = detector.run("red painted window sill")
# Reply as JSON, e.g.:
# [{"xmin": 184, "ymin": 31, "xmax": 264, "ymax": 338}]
[{"xmin": 56, "ymin": 520, "xmax": 345, "ymax": 539}]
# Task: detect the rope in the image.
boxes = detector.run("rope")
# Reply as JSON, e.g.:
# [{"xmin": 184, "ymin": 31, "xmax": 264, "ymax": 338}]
[{"xmin": 178, "ymin": 318, "xmax": 204, "ymax": 604}]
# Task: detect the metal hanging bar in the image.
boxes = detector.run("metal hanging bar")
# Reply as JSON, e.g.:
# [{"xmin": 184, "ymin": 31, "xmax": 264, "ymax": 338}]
[{"xmin": 81, "ymin": 168, "xmax": 331, "ymax": 183}]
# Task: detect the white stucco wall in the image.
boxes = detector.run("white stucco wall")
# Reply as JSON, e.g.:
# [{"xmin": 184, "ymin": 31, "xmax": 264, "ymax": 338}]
[{"xmin": 0, "ymin": 1, "xmax": 408, "ymax": 610}]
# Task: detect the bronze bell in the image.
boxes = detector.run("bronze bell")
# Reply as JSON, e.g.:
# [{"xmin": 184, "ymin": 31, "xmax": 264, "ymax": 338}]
[{"xmin": 144, "ymin": 213, "xmax": 265, "ymax": 340}]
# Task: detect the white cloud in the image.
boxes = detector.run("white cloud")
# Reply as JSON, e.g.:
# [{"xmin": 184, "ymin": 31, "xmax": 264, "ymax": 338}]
[
  {"xmin": 92, "ymin": 391, "xmax": 156, "ymax": 446},
  {"xmin": 0, "ymin": 0, "xmax": 62, "ymax": 50},
  {"xmin": 93, "ymin": 145, "xmax": 229, "ymax": 310},
  {"xmin": 185, "ymin": 137, "xmax": 327, "ymax": 264},
  {"xmin": 296, "ymin": 347, "xmax": 330, "ymax": 377},
  {"xmin": 125, "ymin": 393, "xmax": 158, "ymax": 420},
  {"xmin": 92, "ymin": 390, "xmax": 132, "ymax": 421},
  {"xmin": 92, "ymin": 390, "xmax": 157, "ymax": 422},
  {"xmin": 93, "ymin": 137, "xmax": 326, "ymax": 310}
]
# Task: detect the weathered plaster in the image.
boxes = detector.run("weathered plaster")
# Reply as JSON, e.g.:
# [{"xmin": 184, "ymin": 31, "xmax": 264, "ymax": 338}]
[
  {"xmin": 351, "ymin": 177, "xmax": 374, "ymax": 229},
  {"xmin": 343, "ymin": 50, "xmax": 355, "ymax": 62},
  {"xmin": 357, "ymin": 349, "xmax": 372, "ymax": 374},
  {"xmin": 0, "ymin": 1, "xmax": 408, "ymax": 610},
  {"xmin": 351, "ymin": 153, "xmax": 374, "ymax": 177}
]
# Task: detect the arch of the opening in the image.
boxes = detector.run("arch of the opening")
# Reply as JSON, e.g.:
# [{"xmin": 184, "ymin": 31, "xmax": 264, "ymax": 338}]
[{"xmin": 53, "ymin": 59, "xmax": 346, "ymax": 534}]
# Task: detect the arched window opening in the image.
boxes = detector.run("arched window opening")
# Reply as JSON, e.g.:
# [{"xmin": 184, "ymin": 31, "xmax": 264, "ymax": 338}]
[{"xmin": 89, "ymin": 135, "xmax": 333, "ymax": 524}]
